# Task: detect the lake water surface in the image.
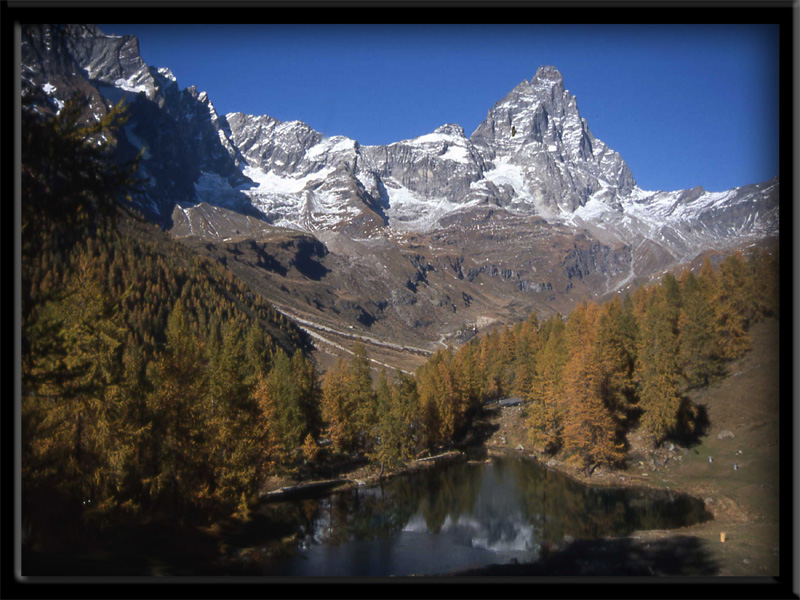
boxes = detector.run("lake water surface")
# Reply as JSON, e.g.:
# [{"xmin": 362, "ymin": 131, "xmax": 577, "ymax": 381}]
[{"xmin": 242, "ymin": 456, "xmax": 712, "ymax": 576}]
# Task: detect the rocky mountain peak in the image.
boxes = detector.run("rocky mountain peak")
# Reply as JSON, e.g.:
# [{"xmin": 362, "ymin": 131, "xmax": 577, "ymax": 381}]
[
  {"xmin": 21, "ymin": 25, "xmax": 777, "ymax": 264},
  {"xmin": 21, "ymin": 24, "xmax": 779, "ymax": 355},
  {"xmin": 526, "ymin": 65, "xmax": 567, "ymax": 106},
  {"xmin": 63, "ymin": 24, "xmax": 104, "ymax": 38},
  {"xmin": 484, "ymin": 65, "xmax": 566, "ymax": 120},
  {"xmin": 531, "ymin": 64, "xmax": 564, "ymax": 86},
  {"xmin": 433, "ymin": 123, "xmax": 466, "ymax": 138},
  {"xmin": 466, "ymin": 65, "xmax": 636, "ymax": 214}
]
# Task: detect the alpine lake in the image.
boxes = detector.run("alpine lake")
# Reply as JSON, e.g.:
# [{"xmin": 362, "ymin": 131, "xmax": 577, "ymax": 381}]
[{"xmin": 223, "ymin": 454, "xmax": 712, "ymax": 577}]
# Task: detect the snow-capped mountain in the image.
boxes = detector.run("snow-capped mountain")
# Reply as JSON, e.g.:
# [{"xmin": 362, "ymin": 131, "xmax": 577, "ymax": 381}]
[
  {"xmin": 21, "ymin": 24, "xmax": 780, "ymax": 356},
  {"xmin": 22, "ymin": 24, "xmax": 255, "ymax": 224},
  {"xmin": 469, "ymin": 65, "xmax": 636, "ymax": 215},
  {"xmin": 22, "ymin": 25, "xmax": 778, "ymax": 245}
]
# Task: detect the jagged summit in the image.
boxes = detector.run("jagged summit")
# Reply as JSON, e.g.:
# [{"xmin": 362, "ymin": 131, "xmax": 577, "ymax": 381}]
[
  {"xmin": 469, "ymin": 64, "xmax": 636, "ymax": 214},
  {"xmin": 527, "ymin": 65, "xmax": 567, "ymax": 103},
  {"xmin": 532, "ymin": 64, "xmax": 564, "ymax": 84},
  {"xmin": 433, "ymin": 123, "xmax": 467, "ymax": 137},
  {"xmin": 21, "ymin": 25, "xmax": 778, "ymax": 355},
  {"xmin": 22, "ymin": 25, "xmax": 777, "ymax": 258}
]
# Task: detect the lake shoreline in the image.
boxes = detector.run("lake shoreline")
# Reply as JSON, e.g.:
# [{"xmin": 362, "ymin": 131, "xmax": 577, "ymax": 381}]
[
  {"xmin": 244, "ymin": 403, "xmax": 756, "ymax": 577},
  {"xmin": 24, "ymin": 319, "xmax": 776, "ymax": 579},
  {"xmin": 447, "ymin": 317, "xmax": 781, "ymax": 577},
  {"xmin": 258, "ymin": 450, "xmax": 467, "ymax": 502},
  {"xmin": 232, "ymin": 317, "xmax": 780, "ymax": 578}
]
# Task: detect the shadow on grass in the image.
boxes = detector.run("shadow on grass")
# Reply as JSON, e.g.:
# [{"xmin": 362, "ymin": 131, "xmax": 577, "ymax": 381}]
[
  {"xmin": 667, "ymin": 400, "xmax": 711, "ymax": 449},
  {"xmin": 453, "ymin": 534, "xmax": 720, "ymax": 576}
]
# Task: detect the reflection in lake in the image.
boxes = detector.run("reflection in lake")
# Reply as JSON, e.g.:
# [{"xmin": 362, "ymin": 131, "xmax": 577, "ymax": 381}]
[{"xmin": 243, "ymin": 457, "xmax": 711, "ymax": 576}]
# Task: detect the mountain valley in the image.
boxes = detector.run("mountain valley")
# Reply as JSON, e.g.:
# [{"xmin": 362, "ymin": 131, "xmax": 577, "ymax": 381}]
[{"xmin": 21, "ymin": 24, "xmax": 780, "ymax": 371}]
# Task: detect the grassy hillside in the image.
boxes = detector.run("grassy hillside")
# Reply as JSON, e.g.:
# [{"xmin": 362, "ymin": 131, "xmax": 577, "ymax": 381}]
[{"xmin": 476, "ymin": 316, "xmax": 781, "ymax": 576}]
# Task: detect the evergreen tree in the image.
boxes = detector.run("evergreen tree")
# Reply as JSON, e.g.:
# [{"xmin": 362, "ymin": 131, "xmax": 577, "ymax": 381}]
[
  {"xmin": 478, "ymin": 330, "xmax": 503, "ymax": 400},
  {"xmin": 416, "ymin": 350, "xmax": 451, "ymax": 451},
  {"xmin": 118, "ymin": 342, "xmax": 153, "ymax": 508},
  {"xmin": 525, "ymin": 315, "xmax": 566, "ymax": 454},
  {"xmin": 594, "ymin": 295, "xmax": 637, "ymax": 424},
  {"xmin": 678, "ymin": 270, "xmax": 724, "ymax": 388},
  {"xmin": 560, "ymin": 303, "xmax": 625, "ymax": 475},
  {"xmin": 22, "ymin": 251, "xmax": 133, "ymax": 506},
  {"xmin": 713, "ymin": 252, "xmax": 754, "ymax": 359},
  {"xmin": 452, "ymin": 341, "xmax": 483, "ymax": 429},
  {"xmin": 370, "ymin": 370, "xmax": 416, "ymax": 474},
  {"xmin": 393, "ymin": 372, "xmax": 422, "ymax": 454},
  {"xmin": 291, "ymin": 350, "xmax": 323, "ymax": 441},
  {"xmin": 243, "ymin": 322, "xmax": 273, "ymax": 386},
  {"xmin": 320, "ymin": 358, "xmax": 354, "ymax": 453},
  {"xmin": 321, "ymin": 344, "xmax": 376, "ymax": 455},
  {"xmin": 205, "ymin": 319, "xmax": 260, "ymax": 506},
  {"xmin": 433, "ymin": 356, "xmax": 459, "ymax": 443},
  {"xmin": 750, "ymin": 248, "xmax": 779, "ymax": 318},
  {"xmin": 349, "ymin": 342, "xmax": 378, "ymax": 451},
  {"xmin": 498, "ymin": 325, "xmax": 518, "ymax": 393},
  {"xmin": 253, "ymin": 349, "xmax": 308, "ymax": 469},
  {"xmin": 145, "ymin": 301, "xmax": 214, "ymax": 511},
  {"xmin": 21, "ymin": 94, "xmax": 141, "ymax": 254},
  {"xmin": 513, "ymin": 311, "xmax": 539, "ymax": 398},
  {"xmin": 634, "ymin": 285, "xmax": 683, "ymax": 446}
]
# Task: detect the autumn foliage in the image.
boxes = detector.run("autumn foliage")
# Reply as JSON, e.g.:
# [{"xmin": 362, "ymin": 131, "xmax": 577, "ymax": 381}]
[{"xmin": 21, "ymin": 90, "xmax": 779, "ymax": 542}]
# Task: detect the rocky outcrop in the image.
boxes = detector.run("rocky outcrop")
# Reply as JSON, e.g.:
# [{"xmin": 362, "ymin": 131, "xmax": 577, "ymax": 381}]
[
  {"xmin": 22, "ymin": 24, "xmax": 250, "ymax": 226},
  {"xmin": 470, "ymin": 65, "xmax": 636, "ymax": 214},
  {"xmin": 23, "ymin": 25, "xmax": 777, "ymax": 244},
  {"xmin": 563, "ymin": 241, "xmax": 633, "ymax": 283},
  {"xmin": 22, "ymin": 24, "xmax": 779, "ymax": 346}
]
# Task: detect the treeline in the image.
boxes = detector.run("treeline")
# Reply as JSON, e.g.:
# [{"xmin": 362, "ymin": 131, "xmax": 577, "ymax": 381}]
[
  {"xmin": 408, "ymin": 247, "xmax": 779, "ymax": 475},
  {"xmin": 250, "ymin": 245, "xmax": 778, "ymax": 484}
]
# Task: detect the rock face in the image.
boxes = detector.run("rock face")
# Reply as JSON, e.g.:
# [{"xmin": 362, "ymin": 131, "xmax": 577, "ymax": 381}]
[
  {"xmin": 21, "ymin": 24, "xmax": 780, "ymax": 358},
  {"xmin": 22, "ymin": 24, "xmax": 254, "ymax": 225},
  {"xmin": 22, "ymin": 25, "xmax": 778, "ymax": 242},
  {"xmin": 469, "ymin": 65, "xmax": 636, "ymax": 215}
]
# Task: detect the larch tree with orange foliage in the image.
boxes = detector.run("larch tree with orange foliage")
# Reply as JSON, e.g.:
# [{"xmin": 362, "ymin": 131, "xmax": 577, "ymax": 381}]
[
  {"xmin": 593, "ymin": 295, "xmax": 638, "ymax": 426},
  {"xmin": 634, "ymin": 279, "xmax": 684, "ymax": 447},
  {"xmin": 678, "ymin": 269, "xmax": 723, "ymax": 389},
  {"xmin": 320, "ymin": 342, "xmax": 376, "ymax": 455},
  {"xmin": 712, "ymin": 252, "xmax": 754, "ymax": 360},
  {"xmin": 513, "ymin": 311, "xmax": 540, "ymax": 398},
  {"xmin": 560, "ymin": 302, "xmax": 625, "ymax": 475},
  {"xmin": 525, "ymin": 315, "xmax": 566, "ymax": 454},
  {"xmin": 252, "ymin": 349, "xmax": 308, "ymax": 472},
  {"xmin": 320, "ymin": 357, "xmax": 358, "ymax": 454}
]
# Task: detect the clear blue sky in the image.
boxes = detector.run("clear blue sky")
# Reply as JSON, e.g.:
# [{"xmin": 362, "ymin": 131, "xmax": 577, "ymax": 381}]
[{"xmin": 100, "ymin": 24, "xmax": 779, "ymax": 193}]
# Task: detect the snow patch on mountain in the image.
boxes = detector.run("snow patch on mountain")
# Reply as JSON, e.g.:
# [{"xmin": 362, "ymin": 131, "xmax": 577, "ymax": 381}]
[
  {"xmin": 441, "ymin": 143, "xmax": 471, "ymax": 164},
  {"xmin": 383, "ymin": 181, "xmax": 482, "ymax": 232},
  {"xmin": 240, "ymin": 164, "xmax": 335, "ymax": 196},
  {"xmin": 389, "ymin": 129, "xmax": 475, "ymax": 165},
  {"xmin": 306, "ymin": 136, "xmax": 357, "ymax": 161},
  {"xmin": 156, "ymin": 67, "xmax": 176, "ymax": 82},
  {"xmin": 113, "ymin": 76, "xmax": 149, "ymax": 94},
  {"xmin": 481, "ymin": 157, "xmax": 528, "ymax": 196},
  {"xmin": 21, "ymin": 23, "xmax": 777, "ymax": 261}
]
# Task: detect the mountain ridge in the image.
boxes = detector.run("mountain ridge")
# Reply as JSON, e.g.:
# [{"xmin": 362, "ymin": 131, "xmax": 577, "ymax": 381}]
[
  {"xmin": 21, "ymin": 24, "xmax": 780, "ymax": 366},
  {"xmin": 22, "ymin": 24, "xmax": 778, "ymax": 240}
]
